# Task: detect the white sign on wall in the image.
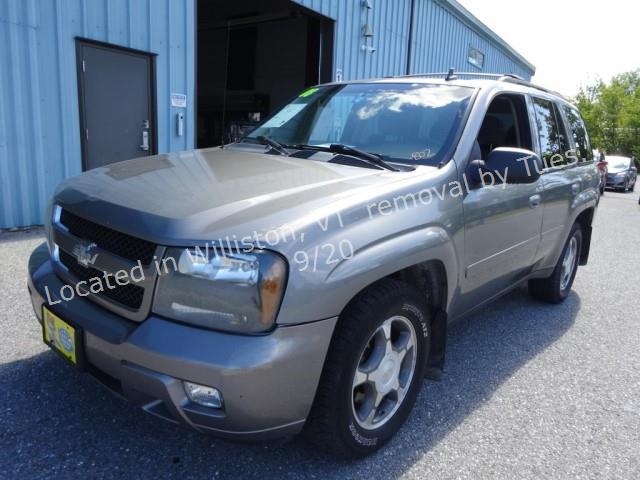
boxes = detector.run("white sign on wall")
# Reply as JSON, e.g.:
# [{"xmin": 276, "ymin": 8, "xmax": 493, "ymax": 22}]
[{"xmin": 170, "ymin": 93, "xmax": 187, "ymax": 108}]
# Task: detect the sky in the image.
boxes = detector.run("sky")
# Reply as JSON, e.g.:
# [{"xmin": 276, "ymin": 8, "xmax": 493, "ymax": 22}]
[{"xmin": 457, "ymin": 0, "xmax": 640, "ymax": 96}]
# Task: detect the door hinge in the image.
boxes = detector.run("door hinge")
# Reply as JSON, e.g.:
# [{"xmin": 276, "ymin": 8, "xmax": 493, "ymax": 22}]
[{"xmin": 82, "ymin": 59, "xmax": 86, "ymax": 72}]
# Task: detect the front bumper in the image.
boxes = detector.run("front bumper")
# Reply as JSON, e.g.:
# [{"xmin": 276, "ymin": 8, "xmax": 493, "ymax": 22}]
[
  {"xmin": 28, "ymin": 243, "xmax": 336, "ymax": 441},
  {"xmin": 606, "ymin": 176, "xmax": 626, "ymax": 187}
]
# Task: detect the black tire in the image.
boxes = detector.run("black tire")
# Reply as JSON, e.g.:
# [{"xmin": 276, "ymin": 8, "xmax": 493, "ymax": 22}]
[
  {"xmin": 304, "ymin": 279, "xmax": 430, "ymax": 457},
  {"xmin": 529, "ymin": 223, "xmax": 582, "ymax": 303},
  {"xmin": 600, "ymin": 185, "xmax": 604, "ymax": 195},
  {"xmin": 631, "ymin": 180, "xmax": 636, "ymax": 192}
]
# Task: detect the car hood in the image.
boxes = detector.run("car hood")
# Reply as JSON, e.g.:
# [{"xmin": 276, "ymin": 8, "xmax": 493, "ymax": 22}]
[{"xmin": 54, "ymin": 147, "xmax": 431, "ymax": 246}]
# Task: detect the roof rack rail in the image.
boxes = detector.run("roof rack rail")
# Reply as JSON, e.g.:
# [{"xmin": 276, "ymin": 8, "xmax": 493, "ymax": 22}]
[
  {"xmin": 498, "ymin": 76, "xmax": 571, "ymax": 101},
  {"xmin": 395, "ymin": 70, "xmax": 524, "ymax": 81},
  {"xmin": 384, "ymin": 69, "xmax": 571, "ymax": 101}
]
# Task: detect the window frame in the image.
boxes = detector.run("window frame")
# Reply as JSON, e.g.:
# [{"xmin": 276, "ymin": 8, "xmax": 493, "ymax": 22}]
[
  {"xmin": 476, "ymin": 91, "xmax": 534, "ymax": 155},
  {"xmin": 468, "ymin": 46, "xmax": 485, "ymax": 70}
]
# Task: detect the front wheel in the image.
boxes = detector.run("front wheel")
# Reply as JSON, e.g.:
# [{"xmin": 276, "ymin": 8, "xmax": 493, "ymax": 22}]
[
  {"xmin": 304, "ymin": 279, "xmax": 430, "ymax": 457},
  {"xmin": 529, "ymin": 223, "xmax": 582, "ymax": 303}
]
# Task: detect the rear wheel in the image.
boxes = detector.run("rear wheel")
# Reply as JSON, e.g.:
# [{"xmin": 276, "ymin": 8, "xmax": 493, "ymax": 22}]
[
  {"xmin": 304, "ymin": 279, "xmax": 430, "ymax": 457},
  {"xmin": 529, "ymin": 223, "xmax": 582, "ymax": 303}
]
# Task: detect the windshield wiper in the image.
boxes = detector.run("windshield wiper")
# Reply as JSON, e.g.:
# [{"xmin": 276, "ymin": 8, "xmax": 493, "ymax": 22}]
[
  {"xmin": 256, "ymin": 136, "xmax": 290, "ymax": 156},
  {"xmin": 293, "ymin": 143, "xmax": 399, "ymax": 172}
]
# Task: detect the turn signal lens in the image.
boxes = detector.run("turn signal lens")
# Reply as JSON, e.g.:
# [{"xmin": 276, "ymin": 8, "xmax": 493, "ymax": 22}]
[{"xmin": 260, "ymin": 259, "xmax": 286, "ymax": 326}]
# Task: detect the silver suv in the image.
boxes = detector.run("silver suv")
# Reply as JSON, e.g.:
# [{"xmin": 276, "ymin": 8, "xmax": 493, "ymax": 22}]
[{"xmin": 28, "ymin": 73, "xmax": 599, "ymax": 457}]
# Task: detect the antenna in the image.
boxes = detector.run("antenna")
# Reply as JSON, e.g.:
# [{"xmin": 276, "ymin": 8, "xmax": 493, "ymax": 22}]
[
  {"xmin": 220, "ymin": 20, "xmax": 231, "ymax": 149},
  {"xmin": 445, "ymin": 68, "xmax": 457, "ymax": 81}
]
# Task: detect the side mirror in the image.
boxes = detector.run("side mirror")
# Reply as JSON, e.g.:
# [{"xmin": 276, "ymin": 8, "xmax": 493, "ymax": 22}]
[
  {"xmin": 466, "ymin": 159, "xmax": 486, "ymax": 186},
  {"xmin": 485, "ymin": 147, "xmax": 543, "ymax": 184}
]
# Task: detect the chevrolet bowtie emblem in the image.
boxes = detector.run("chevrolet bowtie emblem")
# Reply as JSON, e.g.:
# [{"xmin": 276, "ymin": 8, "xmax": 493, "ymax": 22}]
[{"xmin": 72, "ymin": 241, "xmax": 99, "ymax": 268}]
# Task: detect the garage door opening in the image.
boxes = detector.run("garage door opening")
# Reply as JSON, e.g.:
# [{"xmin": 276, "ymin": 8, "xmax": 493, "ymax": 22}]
[{"xmin": 196, "ymin": 0, "xmax": 334, "ymax": 148}]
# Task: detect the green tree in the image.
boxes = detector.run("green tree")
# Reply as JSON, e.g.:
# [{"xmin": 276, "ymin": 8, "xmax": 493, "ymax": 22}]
[{"xmin": 574, "ymin": 70, "xmax": 640, "ymax": 164}]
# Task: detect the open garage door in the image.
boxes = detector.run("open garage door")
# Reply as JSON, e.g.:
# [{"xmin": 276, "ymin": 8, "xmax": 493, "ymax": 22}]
[{"xmin": 196, "ymin": 0, "xmax": 334, "ymax": 147}]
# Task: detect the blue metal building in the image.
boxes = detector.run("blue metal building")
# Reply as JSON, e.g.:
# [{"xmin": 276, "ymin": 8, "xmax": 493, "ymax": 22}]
[{"xmin": 0, "ymin": 0, "xmax": 534, "ymax": 228}]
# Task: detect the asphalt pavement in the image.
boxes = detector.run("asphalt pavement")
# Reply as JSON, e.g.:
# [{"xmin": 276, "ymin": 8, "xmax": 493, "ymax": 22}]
[{"xmin": 1, "ymin": 189, "xmax": 639, "ymax": 479}]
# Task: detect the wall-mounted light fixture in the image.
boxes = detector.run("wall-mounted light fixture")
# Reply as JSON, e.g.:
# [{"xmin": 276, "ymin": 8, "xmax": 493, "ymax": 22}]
[
  {"xmin": 360, "ymin": 0, "xmax": 376, "ymax": 53},
  {"xmin": 361, "ymin": 0, "xmax": 375, "ymax": 54}
]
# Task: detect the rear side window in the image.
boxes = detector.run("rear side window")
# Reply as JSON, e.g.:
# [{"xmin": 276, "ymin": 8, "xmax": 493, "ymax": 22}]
[
  {"xmin": 532, "ymin": 97, "xmax": 572, "ymax": 167},
  {"xmin": 563, "ymin": 106, "xmax": 593, "ymax": 163}
]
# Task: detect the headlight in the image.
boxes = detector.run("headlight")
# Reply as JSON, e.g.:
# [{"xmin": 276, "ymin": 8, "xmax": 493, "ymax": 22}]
[
  {"xmin": 44, "ymin": 201, "xmax": 56, "ymax": 253},
  {"xmin": 153, "ymin": 247, "xmax": 287, "ymax": 333}
]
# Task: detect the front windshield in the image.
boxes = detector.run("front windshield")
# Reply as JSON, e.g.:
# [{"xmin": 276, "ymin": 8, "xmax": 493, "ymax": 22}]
[
  {"xmin": 607, "ymin": 157, "xmax": 631, "ymax": 172},
  {"xmin": 246, "ymin": 83, "xmax": 474, "ymax": 165}
]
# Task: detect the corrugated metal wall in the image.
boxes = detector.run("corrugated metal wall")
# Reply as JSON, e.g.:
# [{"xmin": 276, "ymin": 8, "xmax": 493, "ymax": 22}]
[
  {"xmin": 410, "ymin": 0, "xmax": 533, "ymax": 79},
  {"xmin": 1, "ymin": 0, "xmax": 533, "ymax": 229},
  {"xmin": 295, "ymin": 0, "xmax": 414, "ymax": 80},
  {"xmin": 293, "ymin": 0, "xmax": 534, "ymax": 81},
  {"xmin": 0, "ymin": 0, "xmax": 195, "ymax": 228}
]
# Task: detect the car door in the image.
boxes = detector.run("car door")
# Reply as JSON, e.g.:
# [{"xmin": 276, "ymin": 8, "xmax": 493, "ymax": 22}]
[
  {"xmin": 562, "ymin": 102, "xmax": 600, "ymax": 198},
  {"xmin": 457, "ymin": 93, "xmax": 544, "ymax": 313},
  {"xmin": 530, "ymin": 96, "xmax": 582, "ymax": 267},
  {"xmin": 625, "ymin": 160, "xmax": 637, "ymax": 188}
]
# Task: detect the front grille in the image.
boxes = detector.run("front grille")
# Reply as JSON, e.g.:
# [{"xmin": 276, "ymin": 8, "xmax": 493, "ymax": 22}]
[
  {"xmin": 59, "ymin": 250, "xmax": 145, "ymax": 310},
  {"xmin": 60, "ymin": 209, "xmax": 156, "ymax": 265}
]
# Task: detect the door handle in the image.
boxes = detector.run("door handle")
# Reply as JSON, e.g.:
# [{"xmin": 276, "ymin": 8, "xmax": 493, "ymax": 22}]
[
  {"xmin": 140, "ymin": 130, "xmax": 149, "ymax": 151},
  {"xmin": 529, "ymin": 194, "xmax": 541, "ymax": 208}
]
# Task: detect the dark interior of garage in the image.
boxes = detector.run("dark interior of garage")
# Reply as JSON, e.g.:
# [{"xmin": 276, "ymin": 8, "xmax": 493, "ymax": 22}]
[{"xmin": 196, "ymin": 0, "xmax": 334, "ymax": 148}]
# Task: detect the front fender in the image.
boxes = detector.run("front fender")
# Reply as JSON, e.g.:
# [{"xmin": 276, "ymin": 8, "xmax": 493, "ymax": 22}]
[{"xmin": 275, "ymin": 224, "xmax": 459, "ymax": 324}]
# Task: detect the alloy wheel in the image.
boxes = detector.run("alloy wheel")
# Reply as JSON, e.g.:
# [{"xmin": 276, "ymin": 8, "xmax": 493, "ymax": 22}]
[
  {"xmin": 560, "ymin": 236, "xmax": 578, "ymax": 291},
  {"xmin": 351, "ymin": 315, "xmax": 417, "ymax": 430}
]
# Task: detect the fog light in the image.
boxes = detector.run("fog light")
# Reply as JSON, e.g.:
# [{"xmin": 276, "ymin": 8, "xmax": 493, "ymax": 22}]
[{"xmin": 184, "ymin": 381, "xmax": 223, "ymax": 408}]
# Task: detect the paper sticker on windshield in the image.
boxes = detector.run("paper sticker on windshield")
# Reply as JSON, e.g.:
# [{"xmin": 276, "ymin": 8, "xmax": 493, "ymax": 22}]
[
  {"xmin": 299, "ymin": 87, "xmax": 319, "ymax": 98},
  {"xmin": 261, "ymin": 104, "xmax": 306, "ymax": 129}
]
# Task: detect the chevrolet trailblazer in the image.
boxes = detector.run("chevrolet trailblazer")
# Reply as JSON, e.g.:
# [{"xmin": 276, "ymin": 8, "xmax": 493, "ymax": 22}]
[{"xmin": 28, "ymin": 73, "xmax": 598, "ymax": 457}]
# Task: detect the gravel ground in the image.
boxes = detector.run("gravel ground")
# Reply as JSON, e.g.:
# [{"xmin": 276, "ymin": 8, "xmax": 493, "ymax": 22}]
[{"xmin": 1, "ymin": 190, "xmax": 639, "ymax": 479}]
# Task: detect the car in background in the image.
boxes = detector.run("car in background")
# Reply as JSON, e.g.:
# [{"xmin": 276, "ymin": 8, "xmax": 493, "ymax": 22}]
[{"xmin": 605, "ymin": 156, "xmax": 637, "ymax": 192}]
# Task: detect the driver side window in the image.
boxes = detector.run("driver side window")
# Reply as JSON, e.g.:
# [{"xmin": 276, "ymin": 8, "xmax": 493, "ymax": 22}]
[{"xmin": 476, "ymin": 94, "xmax": 532, "ymax": 160}]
